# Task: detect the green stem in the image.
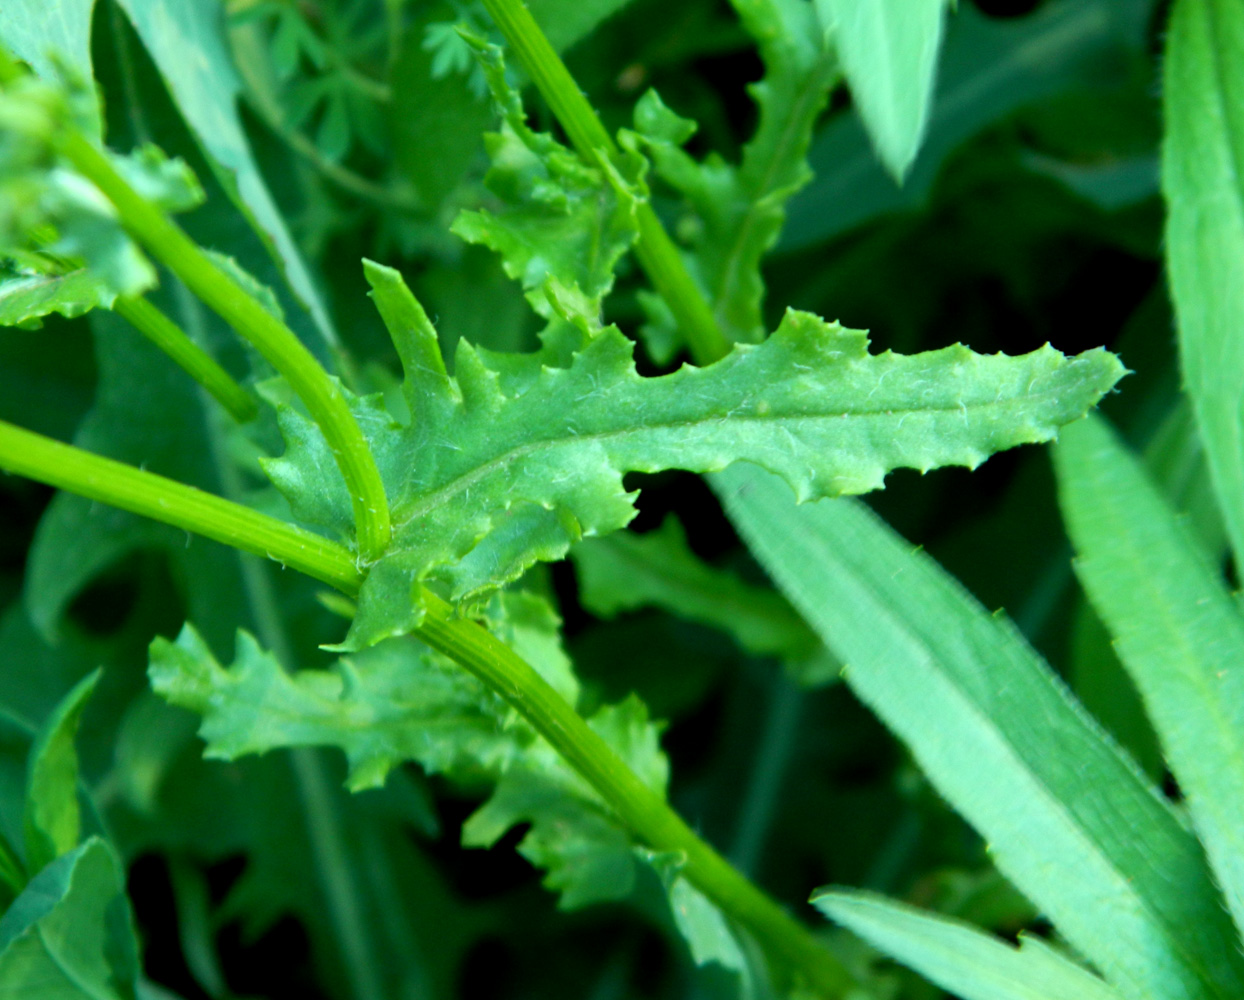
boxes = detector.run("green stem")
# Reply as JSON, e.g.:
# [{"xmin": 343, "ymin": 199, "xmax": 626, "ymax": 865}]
[
  {"xmin": 480, "ymin": 0, "xmax": 730, "ymax": 366},
  {"xmin": 0, "ymin": 420, "xmax": 360, "ymax": 591},
  {"xmin": 55, "ymin": 132, "xmax": 391, "ymax": 561},
  {"xmin": 0, "ymin": 421, "xmax": 853, "ymax": 996},
  {"xmin": 114, "ymin": 296, "xmax": 258, "ymax": 423}
]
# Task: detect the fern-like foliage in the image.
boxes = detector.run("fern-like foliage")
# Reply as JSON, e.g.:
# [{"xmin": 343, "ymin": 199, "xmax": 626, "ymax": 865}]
[{"xmin": 261, "ymin": 261, "xmax": 1122, "ymax": 649}]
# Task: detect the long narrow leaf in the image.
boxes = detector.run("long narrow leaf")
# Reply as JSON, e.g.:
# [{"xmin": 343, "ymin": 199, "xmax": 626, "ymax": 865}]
[
  {"xmin": 1163, "ymin": 0, "xmax": 1244, "ymax": 568},
  {"xmin": 1055, "ymin": 412, "xmax": 1244, "ymax": 939},
  {"xmin": 813, "ymin": 888, "xmax": 1121, "ymax": 1000},
  {"xmin": 714, "ymin": 464, "xmax": 1244, "ymax": 1000},
  {"xmin": 815, "ymin": 0, "xmax": 948, "ymax": 179}
]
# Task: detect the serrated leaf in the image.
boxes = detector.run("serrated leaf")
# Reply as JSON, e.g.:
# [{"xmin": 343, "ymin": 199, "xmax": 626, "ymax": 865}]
[
  {"xmin": 150, "ymin": 620, "xmax": 522, "ymax": 793},
  {"xmin": 0, "ymin": 265, "xmax": 111, "ymax": 328},
  {"xmin": 816, "ymin": 0, "xmax": 949, "ymax": 180},
  {"xmin": 571, "ymin": 517, "xmax": 835, "ymax": 685},
  {"xmin": 627, "ymin": 0, "xmax": 838, "ymax": 345},
  {"xmin": 450, "ymin": 39, "xmax": 642, "ymax": 320},
  {"xmin": 814, "ymin": 888, "xmax": 1122, "ymax": 1000},
  {"xmin": 0, "ymin": 838, "xmax": 140, "ymax": 1000},
  {"xmin": 713, "ymin": 464, "xmax": 1244, "ymax": 1000},
  {"xmin": 23, "ymin": 669, "xmax": 99, "ymax": 875},
  {"xmin": 268, "ymin": 266, "xmax": 1122, "ymax": 648},
  {"xmin": 1162, "ymin": 0, "xmax": 1244, "ymax": 570},
  {"xmin": 1055, "ymin": 413, "xmax": 1244, "ymax": 941}
]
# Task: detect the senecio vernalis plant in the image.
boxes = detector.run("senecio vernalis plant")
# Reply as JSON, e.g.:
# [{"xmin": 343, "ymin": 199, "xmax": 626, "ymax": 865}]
[{"xmin": 0, "ymin": 0, "xmax": 1242, "ymax": 998}]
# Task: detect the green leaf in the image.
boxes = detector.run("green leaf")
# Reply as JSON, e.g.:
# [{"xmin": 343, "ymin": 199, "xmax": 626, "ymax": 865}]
[
  {"xmin": 629, "ymin": 0, "xmax": 838, "ymax": 344},
  {"xmin": 0, "ymin": 837, "xmax": 140, "ymax": 1000},
  {"xmin": 111, "ymin": 0, "xmax": 338, "ymax": 347},
  {"xmin": 270, "ymin": 263, "xmax": 1122, "ymax": 649},
  {"xmin": 713, "ymin": 464, "xmax": 1244, "ymax": 1000},
  {"xmin": 450, "ymin": 39, "xmax": 642, "ymax": 320},
  {"xmin": 571, "ymin": 517, "xmax": 836, "ymax": 685},
  {"xmin": 1162, "ymin": 0, "xmax": 1244, "ymax": 570},
  {"xmin": 814, "ymin": 888, "xmax": 1122, "ymax": 1000},
  {"xmin": 390, "ymin": 7, "xmax": 493, "ymax": 209},
  {"xmin": 783, "ymin": 0, "xmax": 1153, "ymax": 249},
  {"xmin": 1055, "ymin": 412, "xmax": 1244, "ymax": 940},
  {"xmin": 0, "ymin": 0, "xmax": 100, "ymax": 137},
  {"xmin": 815, "ymin": 0, "xmax": 949, "ymax": 180},
  {"xmin": 0, "ymin": 265, "xmax": 111, "ymax": 328},
  {"xmin": 23, "ymin": 669, "xmax": 99, "ymax": 875},
  {"xmin": 642, "ymin": 850, "xmax": 748, "ymax": 974}
]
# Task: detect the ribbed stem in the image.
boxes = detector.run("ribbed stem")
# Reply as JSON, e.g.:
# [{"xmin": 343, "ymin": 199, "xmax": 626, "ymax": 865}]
[
  {"xmin": 56, "ymin": 132, "xmax": 391, "ymax": 561},
  {"xmin": 0, "ymin": 421, "xmax": 851, "ymax": 995}
]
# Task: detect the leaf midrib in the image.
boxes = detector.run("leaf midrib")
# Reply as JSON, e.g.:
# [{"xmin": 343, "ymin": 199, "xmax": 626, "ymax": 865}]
[{"xmin": 390, "ymin": 374, "xmax": 1082, "ymax": 531}]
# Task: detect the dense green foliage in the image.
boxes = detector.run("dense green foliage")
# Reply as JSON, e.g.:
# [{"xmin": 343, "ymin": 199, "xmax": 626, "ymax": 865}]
[{"xmin": 1, "ymin": 0, "xmax": 1238, "ymax": 998}]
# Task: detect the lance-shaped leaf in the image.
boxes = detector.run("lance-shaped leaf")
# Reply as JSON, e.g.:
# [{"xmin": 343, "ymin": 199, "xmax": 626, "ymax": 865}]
[
  {"xmin": 1055, "ymin": 413, "xmax": 1244, "ymax": 941},
  {"xmin": 265, "ymin": 262, "xmax": 1122, "ymax": 648},
  {"xmin": 626, "ymin": 0, "xmax": 838, "ymax": 350},
  {"xmin": 815, "ymin": 0, "xmax": 950, "ymax": 180},
  {"xmin": 714, "ymin": 465, "xmax": 1244, "ymax": 1000},
  {"xmin": 814, "ymin": 889, "xmax": 1122, "ymax": 1000},
  {"xmin": 571, "ymin": 517, "xmax": 835, "ymax": 685},
  {"xmin": 450, "ymin": 39, "xmax": 642, "ymax": 320},
  {"xmin": 1163, "ymin": 0, "xmax": 1244, "ymax": 568},
  {"xmin": 24, "ymin": 669, "xmax": 99, "ymax": 875}
]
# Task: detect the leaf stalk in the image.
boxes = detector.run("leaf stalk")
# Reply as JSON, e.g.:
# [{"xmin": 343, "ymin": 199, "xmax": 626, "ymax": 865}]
[
  {"xmin": 55, "ymin": 131, "xmax": 392, "ymax": 562},
  {"xmin": 0, "ymin": 419, "xmax": 853, "ymax": 996}
]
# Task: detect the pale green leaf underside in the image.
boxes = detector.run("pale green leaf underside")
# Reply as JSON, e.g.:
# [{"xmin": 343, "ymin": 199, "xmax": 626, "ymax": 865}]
[
  {"xmin": 1055, "ymin": 413, "xmax": 1244, "ymax": 941},
  {"xmin": 817, "ymin": 0, "xmax": 949, "ymax": 180},
  {"xmin": 815, "ymin": 889, "xmax": 1121, "ymax": 1000},
  {"xmin": 266, "ymin": 262, "xmax": 1122, "ymax": 649},
  {"xmin": 1162, "ymin": 0, "xmax": 1244, "ymax": 570},
  {"xmin": 713, "ymin": 464, "xmax": 1244, "ymax": 1000}
]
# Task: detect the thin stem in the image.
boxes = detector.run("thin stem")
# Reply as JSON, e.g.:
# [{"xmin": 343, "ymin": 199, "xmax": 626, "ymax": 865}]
[
  {"xmin": 55, "ymin": 132, "xmax": 391, "ymax": 561},
  {"xmin": 480, "ymin": 0, "xmax": 730, "ymax": 366},
  {"xmin": 0, "ymin": 421, "xmax": 853, "ymax": 996},
  {"xmin": 415, "ymin": 591, "xmax": 850, "ymax": 996},
  {"xmin": 0, "ymin": 420, "xmax": 361, "ymax": 591},
  {"xmin": 114, "ymin": 296, "xmax": 258, "ymax": 423}
]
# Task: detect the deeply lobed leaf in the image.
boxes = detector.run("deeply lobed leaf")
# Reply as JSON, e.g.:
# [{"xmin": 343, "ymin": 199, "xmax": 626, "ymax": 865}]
[
  {"xmin": 148, "ymin": 596, "xmax": 751, "ymax": 973},
  {"xmin": 264, "ymin": 262, "xmax": 1123, "ymax": 649},
  {"xmin": 450, "ymin": 38, "xmax": 642, "ymax": 321},
  {"xmin": 627, "ymin": 0, "xmax": 838, "ymax": 350}
]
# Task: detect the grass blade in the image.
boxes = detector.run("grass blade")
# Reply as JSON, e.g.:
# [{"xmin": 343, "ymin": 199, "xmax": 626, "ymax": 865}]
[
  {"xmin": 714, "ymin": 464, "xmax": 1244, "ymax": 1000},
  {"xmin": 1055, "ymin": 412, "xmax": 1244, "ymax": 940},
  {"xmin": 1163, "ymin": 0, "xmax": 1244, "ymax": 568},
  {"xmin": 814, "ymin": 888, "xmax": 1122, "ymax": 1000}
]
